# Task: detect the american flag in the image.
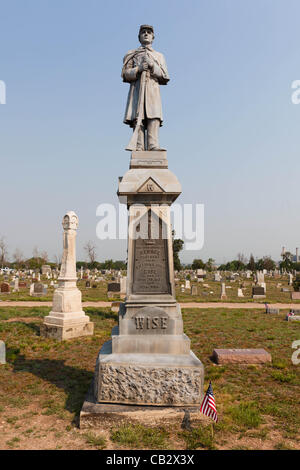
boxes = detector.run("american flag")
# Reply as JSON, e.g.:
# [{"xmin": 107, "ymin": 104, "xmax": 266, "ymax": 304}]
[{"xmin": 200, "ymin": 381, "xmax": 218, "ymax": 423}]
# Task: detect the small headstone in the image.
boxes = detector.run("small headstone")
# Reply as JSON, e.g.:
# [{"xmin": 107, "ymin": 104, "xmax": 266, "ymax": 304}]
[
  {"xmin": 237, "ymin": 288, "xmax": 244, "ymax": 298},
  {"xmin": 0, "ymin": 341, "xmax": 5, "ymax": 364},
  {"xmin": 111, "ymin": 301, "xmax": 122, "ymax": 313},
  {"xmin": 191, "ymin": 285, "xmax": 198, "ymax": 296},
  {"xmin": 0, "ymin": 282, "xmax": 10, "ymax": 293},
  {"xmin": 31, "ymin": 282, "xmax": 44, "ymax": 297},
  {"xmin": 291, "ymin": 292, "xmax": 300, "ymax": 300},
  {"xmin": 120, "ymin": 277, "xmax": 127, "ymax": 294},
  {"xmin": 221, "ymin": 283, "xmax": 227, "ymax": 300},
  {"xmin": 288, "ymin": 315, "xmax": 300, "ymax": 322},
  {"xmin": 107, "ymin": 282, "xmax": 120, "ymax": 292},
  {"xmin": 213, "ymin": 348, "xmax": 271, "ymax": 364},
  {"xmin": 252, "ymin": 286, "xmax": 265, "ymax": 298},
  {"xmin": 85, "ymin": 281, "xmax": 91, "ymax": 288}
]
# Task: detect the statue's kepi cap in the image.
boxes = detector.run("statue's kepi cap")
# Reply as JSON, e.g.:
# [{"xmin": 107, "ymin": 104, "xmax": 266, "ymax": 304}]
[{"xmin": 139, "ymin": 24, "xmax": 154, "ymax": 34}]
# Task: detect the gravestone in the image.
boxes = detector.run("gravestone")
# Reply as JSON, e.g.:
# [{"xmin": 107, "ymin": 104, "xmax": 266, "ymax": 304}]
[
  {"xmin": 0, "ymin": 341, "xmax": 5, "ymax": 364},
  {"xmin": 288, "ymin": 315, "xmax": 300, "ymax": 322},
  {"xmin": 85, "ymin": 281, "xmax": 91, "ymax": 288},
  {"xmin": 191, "ymin": 285, "xmax": 198, "ymax": 296},
  {"xmin": 252, "ymin": 286, "xmax": 265, "ymax": 298},
  {"xmin": 40, "ymin": 211, "xmax": 93, "ymax": 341},
  {"xmin": 42, "ymin": 265, "xmax": 51, "ymax": 276},
  {"xmin": 0, "ymin": 282, "xmax": 10, "ymax": 293},
  {"xmin": 291, "ymin": 291, "xmax": 300, "ymax": 300},
  {"xmin": 213, "ymin": 348, "xmax": 271, "ymax": 364},
  {"xmin": 107, "ymin": 282, "xmax": 120, "ymax": 298},
  {"xmin": 31, "ymin": 282, "xmax": 45, "ymax": 297},
  {"xmin": 237, "ymin": 288, "xmax": 244, "ymax": 298},
  {"xmin": 19, "ymin": 282, "xmax": 27, "ymax": 288},
  {"xmin": 220, "ymin": 283, "xmax": 227, "ymax": 300}
]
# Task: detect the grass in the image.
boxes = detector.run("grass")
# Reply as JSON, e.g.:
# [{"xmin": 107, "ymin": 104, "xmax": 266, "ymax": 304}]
[
  {"xmin": 111, "ymin": 424, "xmax": 169, "ymax": 449},
  {"xmin": 0, "ymin": 305, "xmax": 299, "ymax": 449},
  {"xmin": 84, "ymin": 432, "xmax": 107, "ymax": 449},
  {"xmin": 180, "ymin": 425, "xmax": 216, "ymax": 449},
  {"xmin": 227, "ymin": 402, "xmax": 262, "ymax": 429}
]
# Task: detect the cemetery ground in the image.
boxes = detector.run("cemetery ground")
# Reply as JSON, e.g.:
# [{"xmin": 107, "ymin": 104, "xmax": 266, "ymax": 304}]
[
  {"xmin": 1, "ymin": 275, "xmax": 300, "ymax": 304},
  {"xmin": 0, "ymin": 307, "xmax": 299, "ymax": 450}
]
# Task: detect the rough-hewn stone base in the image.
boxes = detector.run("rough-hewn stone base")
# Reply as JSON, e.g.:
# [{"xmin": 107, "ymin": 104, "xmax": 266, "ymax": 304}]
[
  {"xmin": 40, "ymin": 321, "xmax": 94, "ymax": 341},
  {"xmin": 80, "ymin": 381, "xmax": 199, "ymax": 429},
  {"xmin": 213, "ymin": 348, "xmax": 271, "ymax": 364},
  {"xmin": 94, "ymin": 340, "xmax": 204, "ymax": 406}
]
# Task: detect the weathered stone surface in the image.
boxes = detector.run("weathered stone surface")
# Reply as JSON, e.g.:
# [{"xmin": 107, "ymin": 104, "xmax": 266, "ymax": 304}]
[
  {"xmin": 80, "ymin": 381, "xmax": 200, "ymax": 429},
  {"xmin": 40, "ymin": 322, "xmax": 94, "ymax": 341},
  {"xmin": 94, "ymin": 342, "xmax": 204, "ymax": 406},
  {"xmin": 0, "ymin": 341, "xmax": 6, "ymax": 364},
  {"xmin": 213, "ymin": 348, "xmax": 271, "ymax": 364}
]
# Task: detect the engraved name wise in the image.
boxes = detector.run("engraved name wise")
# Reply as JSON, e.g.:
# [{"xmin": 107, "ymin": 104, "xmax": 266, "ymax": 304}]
[
  {"xmin": 132, "ymin": 211, "xmax": 171, "ymax": 294},
  {"xmin": 133, "ymin": 309, "xmax": 170, "ymax": 334}
]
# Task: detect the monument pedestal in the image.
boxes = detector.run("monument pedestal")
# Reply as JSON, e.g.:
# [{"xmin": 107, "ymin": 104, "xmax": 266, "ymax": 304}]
[
  {"xmin": 85, "ymin": 151, "xmax": 203, "ymax": 417},
  {"xmin": 41, "ymin": 280, "xmax": 94, "ymax": 341}
]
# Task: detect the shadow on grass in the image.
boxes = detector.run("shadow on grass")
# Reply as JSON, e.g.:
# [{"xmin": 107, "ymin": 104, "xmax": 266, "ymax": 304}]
[{"xmin": 11, "ymin": 355, "xmax": 93, "ymax": 423}]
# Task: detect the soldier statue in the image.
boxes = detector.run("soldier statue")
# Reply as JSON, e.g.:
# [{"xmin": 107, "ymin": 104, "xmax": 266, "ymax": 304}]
[{"xmin": 122, "ymin": 25, "xmax": 169, "ymax": 151}]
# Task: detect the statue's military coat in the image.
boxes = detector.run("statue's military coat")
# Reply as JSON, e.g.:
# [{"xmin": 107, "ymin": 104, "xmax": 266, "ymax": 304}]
[{"xmin": 122, "ymin": 46, "xmax": 169, "ymax": 127}]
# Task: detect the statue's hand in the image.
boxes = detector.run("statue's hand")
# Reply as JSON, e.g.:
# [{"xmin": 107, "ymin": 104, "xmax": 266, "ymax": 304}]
[
  {"xmin": 138, "ymin": 62, "xmax": 149, "ymax": 73},
  {"xmin": 145, "ymin": 57, "xmax": 154, "ymax": 70}
]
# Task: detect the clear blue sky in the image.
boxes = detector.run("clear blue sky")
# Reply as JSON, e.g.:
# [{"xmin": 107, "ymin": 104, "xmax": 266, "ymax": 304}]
[{"xmin": 1, "ymin": 0, "xmax": 300, "ymax": 264}]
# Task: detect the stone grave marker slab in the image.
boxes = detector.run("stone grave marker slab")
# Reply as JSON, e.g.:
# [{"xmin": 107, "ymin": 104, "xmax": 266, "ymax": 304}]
[
  {"xmin": 213, "ymin": 348, "xmax": 271, "ymax": 364},
  {"xmin": 0, "ymin": 341, "xmax": 5, "ymax": 364}
]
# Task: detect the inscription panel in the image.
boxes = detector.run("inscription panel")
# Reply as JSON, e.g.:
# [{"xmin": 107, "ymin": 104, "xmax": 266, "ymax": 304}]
[{"xmin": 132, "ymin": 238, "xmax": 170, "ymax": 294}]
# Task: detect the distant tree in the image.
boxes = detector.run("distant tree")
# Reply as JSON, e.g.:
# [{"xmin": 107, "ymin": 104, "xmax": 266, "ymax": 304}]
[
  {"xmin": 191, "ymin": 259, "xmax": 206, "ymax": 270},
  {"xmin": 172, "ymin": 231, "xmax": 184, "ymax": 271},
  {"xmin": 206, "ymin": 258, "xmax": 215, "ymax": 272},
  {"xmin": 247, "ymin": 254, "xmax": 256, "ymax": 271},
  {"xmin": 294, "ymin": 262, "xmax": 300, "ymax": 272},
  {"xmin": 0, "ymin": 237, "xmax": 8, "ymax": 268},
  {"xmin": 262, "ymin": 256, "xmax": 276, "ymax": 271},
  {"xmin": 84, "ymin": 241, "xmax": 97, "ymax": 265},
  {"xmin": 13, "ymin": 248, "xmax": 24, "ymax": 268},
  {"xmin": 280, "ymin": 252, "xmax": 294, "ymax": 272},
  {"xmin": 237, "ymin": 253, "xmax": 248, "ymax": 265},
  {"xmin": 40, "ymin": 251, "xmax": 49, "ymax": 263}
]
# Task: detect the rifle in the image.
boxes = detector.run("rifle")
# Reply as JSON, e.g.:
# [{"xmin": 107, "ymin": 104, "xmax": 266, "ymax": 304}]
[{"xmin": 126, "ymin": 70, "xmax": 146, "ymax": 151}]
